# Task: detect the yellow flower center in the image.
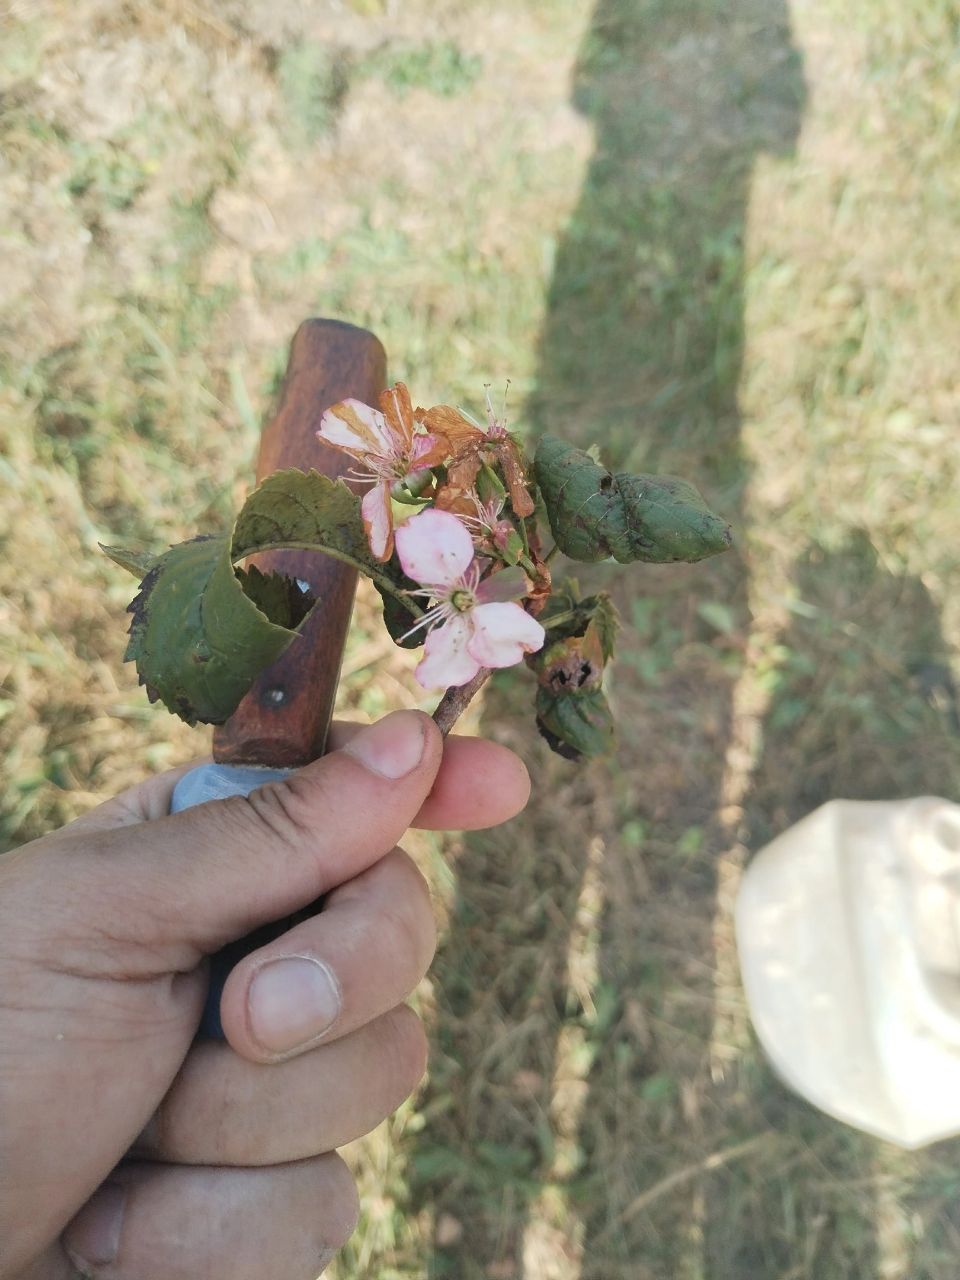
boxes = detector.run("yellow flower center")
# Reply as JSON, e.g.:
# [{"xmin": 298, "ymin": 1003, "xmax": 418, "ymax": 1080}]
[{"xmin": 450, "ymin": 588, "xmax": 476, "ymax": 613}]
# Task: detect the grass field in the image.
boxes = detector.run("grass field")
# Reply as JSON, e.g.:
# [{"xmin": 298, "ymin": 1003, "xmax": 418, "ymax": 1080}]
[{"xmin": 3, "ymin": 0, "xmax": 960, "ymax": 1276}]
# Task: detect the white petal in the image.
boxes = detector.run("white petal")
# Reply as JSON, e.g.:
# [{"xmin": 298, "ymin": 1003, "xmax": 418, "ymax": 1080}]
[
  {"xmin": 318, "ymin": 399, "xmax": 392, "ymax": 456},
  {"xmin": 414, "ymin": 615, "xmax": 480, "ymax": 688},
  {"xmin": 395, "ymin": 509, "xmax": 475, "ymax": 588},
  {"xmin": 361, "ymin": 483, "xmax": 394, "ymax": 561},
  {"xmin": 466, "ymin": 603, "xmax": 545, "ymax": 669}
]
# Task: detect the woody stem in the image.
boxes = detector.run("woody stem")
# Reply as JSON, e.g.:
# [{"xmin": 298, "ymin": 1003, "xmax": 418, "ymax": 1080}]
[{"xmin": 432, "ymin": 667, "xmax": 493, "ymax": 735}]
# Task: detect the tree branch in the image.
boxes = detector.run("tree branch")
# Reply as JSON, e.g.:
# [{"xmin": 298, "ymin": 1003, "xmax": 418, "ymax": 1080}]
[{"xmin": 432, "ymin": 667, "xmax": 493, "ymax": 735}]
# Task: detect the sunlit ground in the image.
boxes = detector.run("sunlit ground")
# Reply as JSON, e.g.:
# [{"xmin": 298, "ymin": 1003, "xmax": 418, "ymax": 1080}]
[{"xmin": 3, "ymin": 0, "xmax": 960, "ymax": 1275}]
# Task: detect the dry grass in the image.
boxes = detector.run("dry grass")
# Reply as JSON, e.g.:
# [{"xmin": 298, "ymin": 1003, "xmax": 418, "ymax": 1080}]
[{"xmin": 2, "ymin": 0, "xmax": 960, "ymax": 1276}]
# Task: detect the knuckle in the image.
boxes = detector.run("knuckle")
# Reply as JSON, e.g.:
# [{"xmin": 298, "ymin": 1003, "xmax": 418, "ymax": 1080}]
[{"xmin": 239, "ymin": 771, "xmax": 325, "ymax": 849}]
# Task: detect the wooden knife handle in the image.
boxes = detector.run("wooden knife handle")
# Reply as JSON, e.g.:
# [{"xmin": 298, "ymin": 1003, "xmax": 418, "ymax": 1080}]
[{"xmin": 213, "ymin": 319, "xmax": 386, "ymax": 767}]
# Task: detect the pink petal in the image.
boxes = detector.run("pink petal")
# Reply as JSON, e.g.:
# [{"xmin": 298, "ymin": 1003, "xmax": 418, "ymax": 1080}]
[
  {"xmin": 361, "ymin": 483, "xmax": 394, "ymax": 562},
  {"xmin": 414, "ymin": 615, "xmax": 481, "ymax": 688},
  {"xmin": 395, "ymin": 509, "xmax": 475, "ymax": 588},
  {"xmin": 318, "ymin": 399, "xmax": 392, "ymax": 456},
  {"xmin": 476, "ymin": 565, "xmax": 528, "ymax": 604},
  {"xmin": 466, "ymin": 602, "xmax": 545, "ymax": 669}
]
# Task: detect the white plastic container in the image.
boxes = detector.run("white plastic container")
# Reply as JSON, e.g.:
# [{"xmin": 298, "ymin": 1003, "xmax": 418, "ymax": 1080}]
[{"xmin": 735, "ymin": 797, "xmax": 960, "ymax": 1149}]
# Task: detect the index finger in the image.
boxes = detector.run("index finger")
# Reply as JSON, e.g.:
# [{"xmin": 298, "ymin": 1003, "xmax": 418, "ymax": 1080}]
[{"xmin": 74, "ymin": 724, "xmax": 530, "ymax": 834}]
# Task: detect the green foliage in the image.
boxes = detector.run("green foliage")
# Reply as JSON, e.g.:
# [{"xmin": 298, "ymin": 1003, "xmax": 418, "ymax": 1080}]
[
  {"xmin": 106, "ymin": 430, "xmax": 727, "ymax": 740},
  {"xmin": 534, "ymin": 434, "xmax": 732, "ymax": 564},
  {"xmin": 377, "ymin": 559, "xmax": 424, "ymax": 648},
  {"xmin": 104, "ymin": 432, "xmax": 725, "ymax": 744},
  {"xmin": 100, "ymin": 545, "xmax": 157, "ymax": 580},
  {"xmin": 122, "ymin": 535, "xmax": 303, "ymax": 725},
  {"xmin": 539, "ymin": 583, "xmax": 620, "ymax": 660},
  {"xmin": 534, "ymin": 684, "xmax": 615, "ymax": 760},
  {"xmin": 107, "ymin": 471, "xmax": 421, "ymax": 725},
  {"xmin": 529, "ymin": 587, "xmax": 619, "ymax": 759},
  {"xmin": 232, "ymin": 469, "xmax": 361, "ymax": 561},
  {"xmin": 234, "ymin": 468, "xmax": 422, "ymax": 628}
]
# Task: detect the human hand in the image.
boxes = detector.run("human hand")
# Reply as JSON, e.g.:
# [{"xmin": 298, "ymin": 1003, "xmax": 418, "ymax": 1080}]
[{"xmin": 0, "ymin": 711, "xmax": 529, "ymax": 1280}]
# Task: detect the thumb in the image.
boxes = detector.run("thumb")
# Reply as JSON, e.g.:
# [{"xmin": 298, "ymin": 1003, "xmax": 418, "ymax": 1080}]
[{"xmin": 43, "ymin": 711, "xmax": 444, "ymax": 971}]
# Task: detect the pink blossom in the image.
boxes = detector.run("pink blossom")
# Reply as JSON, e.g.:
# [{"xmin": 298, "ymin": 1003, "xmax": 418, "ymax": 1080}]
[
  {"xmin": 395, "ymin": 508, "xmax": 545, "ymax": 689},
  {"xmin": 460, "ymin": 493, "xmax": 519, "ymax": 558},
  {"xmin": 317, "ymin": 383, "xmax": 447, "ymax": 561}
]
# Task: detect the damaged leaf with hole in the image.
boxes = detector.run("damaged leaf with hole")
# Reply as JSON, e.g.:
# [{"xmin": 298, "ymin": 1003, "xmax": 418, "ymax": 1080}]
[{"xmin": 527, "ymin": 586, "xmax": 619, "ymax": 759}]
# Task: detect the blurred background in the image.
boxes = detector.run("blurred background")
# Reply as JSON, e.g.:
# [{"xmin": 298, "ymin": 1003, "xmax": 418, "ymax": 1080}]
[{"xmin": 2, "ymin": 0, "xmax": 960, "ymax": 1275}]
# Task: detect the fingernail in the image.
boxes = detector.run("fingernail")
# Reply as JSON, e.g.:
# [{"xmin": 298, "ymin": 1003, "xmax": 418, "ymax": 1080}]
[
  {"xmin": 343, "ymin": 711, "xmax": 427, "ymax": 780},
  {"xmin": 64, "ymin": 1181, "xmax": 126, "ymax": 1269},
  {"xmin": 248, "ymin": 955, "xmax": 342, "ymax": 1055}
]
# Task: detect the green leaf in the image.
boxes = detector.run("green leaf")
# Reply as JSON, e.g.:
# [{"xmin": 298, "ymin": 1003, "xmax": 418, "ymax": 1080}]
[
  {"xmin": 534, "ymin": 435, "xmax": 732, "ymax": 564},
  {"xmin": 111, "ymin": 469, "xmax": 424, "ymax": 725},
  {"xmin": 529, "ymin": 586, "xmax": 620, "ymax": 760},
  {"xmin": 99, "ymin": 544, "xmax": 158, "ymax": 579},
  {"xmin": 234, "ymin": 468, "xmax": 425, "ymax": 622},
  {"xmin": 540, "ymin": 586, "xmax": 620, "ymax": 662},
  {"xmin": 233, "ymin": 471, "xmax": 351, "ymax": 565},
  {"xmin": 377, "ymin": 556, "xmax": 424, "ymax": 649},
  {"xmin": 591, "ymin": 594, "xmax": 620, "ymax": 663},
  {"xmin": 232, "ymin": 469, "xmax": 421, "ymax": 615},
  {"xmin": 125, "ymin": 536, "xmax": 301, "ymax": 725},
  {"xmin": 499, "ymin": 528, "xmax": 525, "ymax": 567},
  {"xmin": 476, "ymin": 462, "xmax": 507, "ymax": 504},
  {"xmin": 535, "ymin": 685, "xmax": 615, "ymax": 760}
]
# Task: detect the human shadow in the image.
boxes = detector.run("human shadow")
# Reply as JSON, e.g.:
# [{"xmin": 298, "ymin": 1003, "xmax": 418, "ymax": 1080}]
[
  {"xmin": 712, "ymin": 532, "xmax": 960, "ymax": 1279},
  {"xmin": 745, "ymin": 531, "xmax": 960, "ymax": 842},
  {"xmin": 409, "ymin": 2, "xmax": 809, "ymax": 1276}
]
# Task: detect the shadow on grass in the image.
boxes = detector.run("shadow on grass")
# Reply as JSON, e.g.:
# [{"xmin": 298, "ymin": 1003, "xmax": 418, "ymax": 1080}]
[
  {"xmin": 696, "ymin": 532, "xmax": 960, "ymax": 1280},
  {"xmin": 733, "ymin": 532, "xmax": 960, "ymax": 1280},
  {"xmin": 409, "ymin": 3, "xmax": 957, "ymax": 1277},
  {"xmin": 746, "ymin": 531, "xmax": 960, "ymax": 841}
]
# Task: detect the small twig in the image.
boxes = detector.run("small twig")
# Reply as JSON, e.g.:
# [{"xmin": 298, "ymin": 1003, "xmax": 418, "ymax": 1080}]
[
  {"xmin": 538, "ymin": 607, "xmax": 577, "ymax": 631},
  {"xmin": 543, "ymin": 542, "xmax": 560, "ymax": 563},
  {"xmin": 432, "ymin": 668, "xmax": 492, "ymax": 735}
]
